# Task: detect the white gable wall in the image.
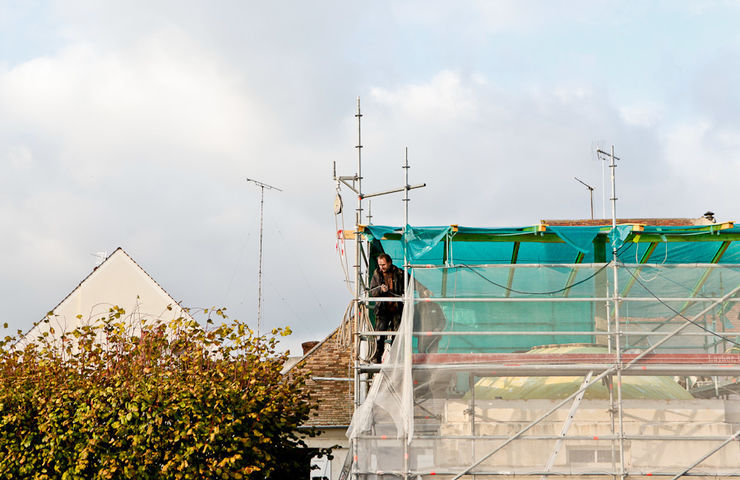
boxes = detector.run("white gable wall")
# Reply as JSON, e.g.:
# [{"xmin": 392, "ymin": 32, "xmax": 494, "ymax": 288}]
[{"xmin": 25, "ymin": 248, "xmax": 191, "ymax": 342}]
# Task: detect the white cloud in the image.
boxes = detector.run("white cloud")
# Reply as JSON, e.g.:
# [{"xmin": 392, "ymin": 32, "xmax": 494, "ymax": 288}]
[
  {"xmin": 0, "ymin": 28, "xmax": 269, "ymax": 187},
  {"xmin": 663, "ymin": 121, "xmax": 740, "ymax": 188},
  {"xmin": 619, "ymin": 103, "xmax": 663, "ymax": 127},
  {"xmin": 391, "ymin": 0, "xmax": 617, "ymax": 37},
  {"xmin": 6, "ymin": 145, "xmax": 33, "ymax": 170},
  {"xmin": 370, "ymin": 70, "xmax": 478, "ymax": 122}
]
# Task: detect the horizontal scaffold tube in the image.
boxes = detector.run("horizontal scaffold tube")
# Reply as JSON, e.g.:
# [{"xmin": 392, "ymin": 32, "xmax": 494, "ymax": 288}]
[
  {"xmin": 364, "ymin": 296, "xmax": 740, "ymax": 302},
  {"xmin": 358, "ymin": 363, "xmax": 740, "ymax": 376},
  {"xmin": 357, "ymin": 434, "xmax": 739, "ymax": 441},
  {"xmin": 359, "ymin": 330, "xmax": 728, "ymax": 337},
  {"xmin": 352, "ymin": 469, "xmax": 740, "ymax": 477}
]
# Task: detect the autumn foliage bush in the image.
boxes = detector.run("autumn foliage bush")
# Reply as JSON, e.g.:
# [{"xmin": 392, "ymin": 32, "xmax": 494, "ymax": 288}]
[{"xmin": 0, "ymin": 308, "xmax": 326, "ymax": 479}]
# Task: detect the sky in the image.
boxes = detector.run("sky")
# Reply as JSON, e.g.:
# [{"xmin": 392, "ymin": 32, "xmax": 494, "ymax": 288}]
[{"xmin": 2, "ymin": 1, "xmax": 740, "ymax": 355}]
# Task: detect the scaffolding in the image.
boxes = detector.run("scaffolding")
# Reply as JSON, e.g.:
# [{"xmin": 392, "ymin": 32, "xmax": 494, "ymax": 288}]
[
  {"xmin": 333, "ymin": 103, "xmax": 740, "ymax": 479},
  {"xmin": 340, "ymin": 223, "xmax": 740, "ymax": 480}
]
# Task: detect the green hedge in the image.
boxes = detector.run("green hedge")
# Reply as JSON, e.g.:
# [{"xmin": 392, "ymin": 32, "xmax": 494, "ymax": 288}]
[{"xmin": 0, "ymin": 308, "xmax": 328, "ymax": 479}]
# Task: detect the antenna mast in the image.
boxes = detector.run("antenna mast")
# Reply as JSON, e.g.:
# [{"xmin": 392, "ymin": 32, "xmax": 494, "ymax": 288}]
[
  {"xmin": 246, "ymin": 177, "xmax": 283, "ymax": 336},
  {"xmin": 596, "ymin": 144, "xmax": 625, "ymax": 478},
  {"xmin": 574, "ymin": 176, "xmax": 595, "ymax": 220},
  {"xmin": 596, "ymin": 146, "xmax": 620, "ymax": 230}
]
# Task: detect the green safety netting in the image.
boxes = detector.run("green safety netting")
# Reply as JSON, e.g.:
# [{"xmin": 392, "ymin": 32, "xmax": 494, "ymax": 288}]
[
  {"xmin": 410, "ymin": 265, "xmax": 740, "ymax": 354},
  {"xmin": 363, "ymin": 224, "xmax": 740, "ymax": 354}
]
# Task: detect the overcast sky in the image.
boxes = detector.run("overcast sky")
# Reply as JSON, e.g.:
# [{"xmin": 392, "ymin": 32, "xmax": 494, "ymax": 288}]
[{"xmin": 3, "ymin": 1, "xmax": 740, "ymax": 354}]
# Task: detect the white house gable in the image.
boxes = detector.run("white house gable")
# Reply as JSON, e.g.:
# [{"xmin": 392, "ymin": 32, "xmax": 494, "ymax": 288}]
[{"xmin": 25, "ymin": 248, "xmax": 192, "ymax": 342}]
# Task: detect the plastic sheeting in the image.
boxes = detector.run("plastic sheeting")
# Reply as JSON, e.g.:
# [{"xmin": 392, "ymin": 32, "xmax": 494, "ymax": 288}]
[{"xmin": 363, "ymin": 224, "xmax": 740, "ymax": 266}]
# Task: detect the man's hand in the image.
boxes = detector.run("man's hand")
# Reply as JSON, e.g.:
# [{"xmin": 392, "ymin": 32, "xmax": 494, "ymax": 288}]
[{"xmin": 380, "ymin": 284, "xmax": 389, "ymax": 293}]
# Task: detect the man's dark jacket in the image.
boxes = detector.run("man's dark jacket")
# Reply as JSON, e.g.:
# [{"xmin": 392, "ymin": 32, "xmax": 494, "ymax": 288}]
[{"xmin": 368, "ymin": 264, "xmax": 405, "ymax": 317}]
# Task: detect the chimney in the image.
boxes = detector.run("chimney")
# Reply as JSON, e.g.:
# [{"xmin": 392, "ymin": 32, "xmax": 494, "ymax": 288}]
[{"xmin": 302, "ymin": 341, "xmax": 319, "ymax": 355}]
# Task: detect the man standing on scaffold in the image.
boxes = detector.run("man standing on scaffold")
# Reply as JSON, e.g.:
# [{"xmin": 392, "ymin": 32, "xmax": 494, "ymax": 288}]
[{"xmin": 368, "ymin": 253, "xmax": 404, "ymax": 363}]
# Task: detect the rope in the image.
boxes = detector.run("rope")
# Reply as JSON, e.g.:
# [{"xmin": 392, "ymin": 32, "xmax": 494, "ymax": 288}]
[{"xmin": 633, "ymin": 241, "xmax": 668, "ymax": 282}]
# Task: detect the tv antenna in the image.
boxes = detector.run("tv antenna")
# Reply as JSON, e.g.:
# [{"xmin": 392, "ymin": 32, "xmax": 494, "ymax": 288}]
[
  {"xmin": 246, "ymin": 177, "xmax": 283, "ymax": 336},
  {"xmin": 574, "ymin": 177, "xmax": 595, "ymax": 220},
  {"xmin": 596, "ymin": 146, "xmax": 620, "ymax": 230},
  {"xmin": 90, "ymin": 251, "xmax": 108, "ymax": 267}
]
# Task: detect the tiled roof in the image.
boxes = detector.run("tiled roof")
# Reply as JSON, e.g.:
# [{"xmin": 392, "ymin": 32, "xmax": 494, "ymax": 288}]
[{"xmin": 285, "ymin": 324, "xmax": 354, "ymax": 428}]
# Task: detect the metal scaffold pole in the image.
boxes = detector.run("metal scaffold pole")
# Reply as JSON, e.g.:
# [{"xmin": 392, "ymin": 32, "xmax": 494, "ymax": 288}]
[
  {"xmin": 355, "ymin": 98, "xmax": 363, "ymax": 312},
  {"xmin": 353, "ymin": 97, "xmax": 363, "ymax": 480},
  {"xmin": 403, "ymin": 147, "xmax": 409, "ymax": 480},
  {"xmin": 599, "ymin": 144, "xmax": 625, "ymax": 480},
  {"xmin": 403, "ymin": 146, "xmax": 411, "ymax": 325}
]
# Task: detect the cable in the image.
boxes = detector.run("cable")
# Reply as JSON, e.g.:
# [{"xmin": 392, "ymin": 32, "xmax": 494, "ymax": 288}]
[
  {"xmin": 622, "ymin": 265, "xmax": 740, "ymax": 348},
  {"xmin": 359, "ymin": 304, "xmax": 375, "ymax": 362},
  {"xmin": 333, "ymin": 186, "xmax": 354, "ymax": 295},
  {"xmin": 459, "ymin": 262, "xmax": 611, "ymax": 295},
  {"xmin": 455, "ymin": 240, "xmax": 636, "ymax": 296}
]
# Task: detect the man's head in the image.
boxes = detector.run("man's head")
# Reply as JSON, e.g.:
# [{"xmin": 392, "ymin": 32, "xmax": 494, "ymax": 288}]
[{"xmin": 377, "ymin": 253, "xmax": 393, "ymax": 273}]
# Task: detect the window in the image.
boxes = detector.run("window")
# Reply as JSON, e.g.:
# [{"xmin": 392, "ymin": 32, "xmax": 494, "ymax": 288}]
[{"xmin": 567, "ymin": 447, "xmax": 616, "ymax": 465}]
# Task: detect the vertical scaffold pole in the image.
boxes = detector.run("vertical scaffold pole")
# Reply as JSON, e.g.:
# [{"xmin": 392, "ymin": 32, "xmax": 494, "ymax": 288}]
[
  {"xmin": 596, "ymin": 145, "xmax": 618, "ymax": 479},
  {"xmin": 352, "ymin": 97, "xmax": 363, "ymax": 480},
  {"xmin": 355, "ymin": 97, "xmax": 364, "ymax": 313},
  {"xmin": 402, "ymin": 147, "xmax": 410, "ymax": 480},
  {"xmin": 403, "ymin": 146, "xmax": 410, "ymax": 293},
  {"xmin": 608, "ymin": 144, "xmax": 626, "ymax": 480}
]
